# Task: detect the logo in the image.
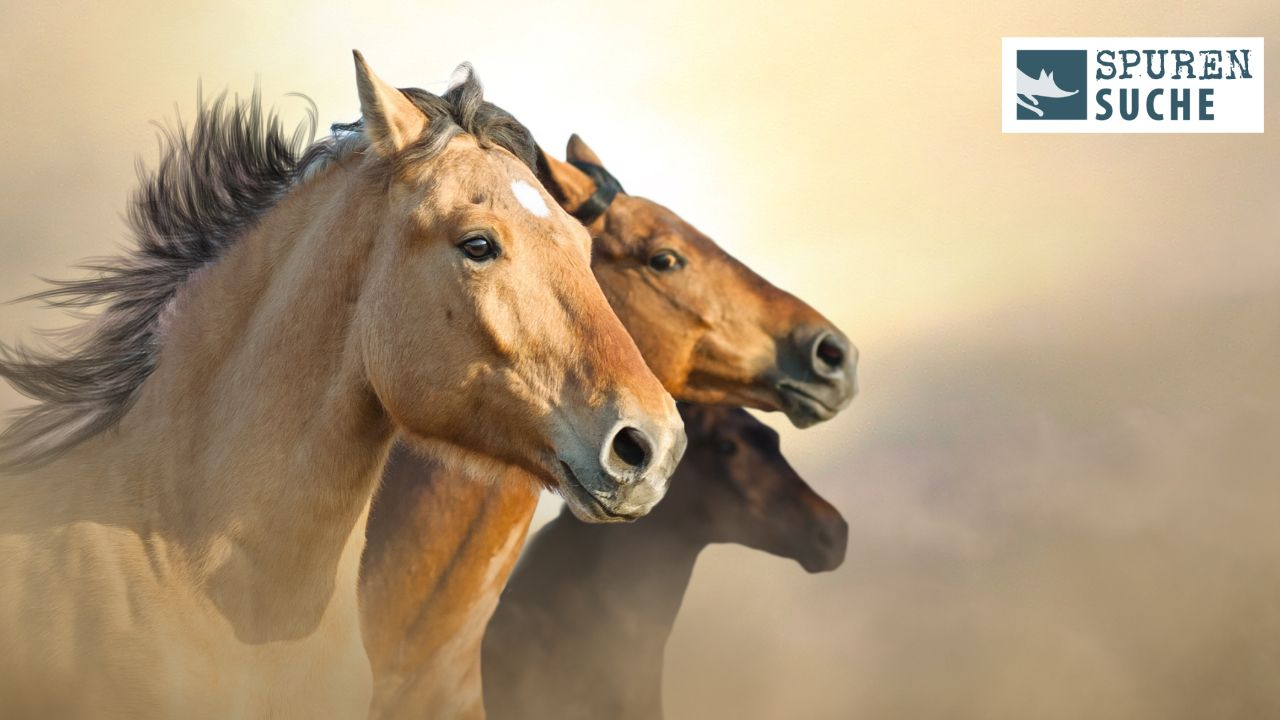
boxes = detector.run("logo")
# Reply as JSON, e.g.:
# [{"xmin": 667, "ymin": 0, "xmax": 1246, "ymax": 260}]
[
  {"xmin": 1016, "ymin": 50, "xmax": 1087, "ymax": 119},
  {"xmin": 1003, "ymin": 37, "xmax": 1265, "ymax": 133}
]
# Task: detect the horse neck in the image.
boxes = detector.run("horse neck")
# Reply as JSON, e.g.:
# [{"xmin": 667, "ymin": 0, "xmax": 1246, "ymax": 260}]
[
  {"xmin": 565, "ymin": 508, "xmax": 701, "ymax": 635},
  {"xmin": 496, "ymin": 507, "xmax": 706, "ymax": 695},
  {"xmin": 362, "ymin": 443, "xmax": 539, "ymax": 717},
  {"xmin": 86, "ymin": 162, "xmax": 395, "ymax": 638}
]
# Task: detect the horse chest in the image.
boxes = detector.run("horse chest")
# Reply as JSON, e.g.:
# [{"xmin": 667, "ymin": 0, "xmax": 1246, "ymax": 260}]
[{"xmin": 0, "ymin": 522, "xmax": 373, "ymax": 719}]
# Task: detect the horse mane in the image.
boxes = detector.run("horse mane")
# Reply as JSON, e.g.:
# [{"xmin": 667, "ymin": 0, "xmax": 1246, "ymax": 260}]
[{"xmin": 0, "ymin": 65, "xmax": 537, "ymax": 471}]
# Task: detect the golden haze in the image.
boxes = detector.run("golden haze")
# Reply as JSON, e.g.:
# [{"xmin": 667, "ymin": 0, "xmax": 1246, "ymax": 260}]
[{"xmin": 1, "ymin": 0, "xmax": 1277, "ymax": 717}]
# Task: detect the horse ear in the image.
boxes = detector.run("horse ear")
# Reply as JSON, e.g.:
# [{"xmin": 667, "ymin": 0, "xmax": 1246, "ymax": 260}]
[
  {"xmin": 565, "ymin": 134, "xmax": 606, "ymax": 168},
  {"xmin": 352, "ymin": 50, "xmax": 427, "ymax": 157},
  {"xmin": 536, "ymin": 145, "xmax": 597, "ymax": 211}
]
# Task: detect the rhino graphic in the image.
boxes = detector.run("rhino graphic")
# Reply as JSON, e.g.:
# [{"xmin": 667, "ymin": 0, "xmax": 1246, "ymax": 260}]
[{"xmin": 1016, "ymin": 68, "xmax": 1078, "ymax": 117}]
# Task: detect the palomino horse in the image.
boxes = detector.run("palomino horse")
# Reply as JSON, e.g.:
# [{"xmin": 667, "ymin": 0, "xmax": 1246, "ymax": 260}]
[
  {"xmin": 482, "ymin": 404, "xmax": 847, "ymax": 720},
  {"xmin": 0, "ymin": 54, "xmax": 683, "ymax": 719},
  {"xmin": 360, "ymin": 137, "xmax": 857, "ymax": 719}
]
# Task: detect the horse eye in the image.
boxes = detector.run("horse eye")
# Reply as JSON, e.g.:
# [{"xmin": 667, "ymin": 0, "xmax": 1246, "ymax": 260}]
[
  {"xmin": 459, "ymin": 235, "xmax": 498, "ymax": 261},
  {"xmin": 715, "ymin": 439, "xmax": 737, "ymax": 456},
  {"xmin": 648, "ymin": 249, "xmax": 684, "ymax": 272}
]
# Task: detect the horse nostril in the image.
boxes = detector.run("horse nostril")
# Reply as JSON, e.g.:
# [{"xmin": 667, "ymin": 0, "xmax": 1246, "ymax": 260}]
[
  {"xmin": 611, "ymin": 427, "xmax": 650, "ymax": 470},
  {"xmin": 815, "ymin": 334, "xmax": 846, "ymax": 370},
  {"xmin": 820, "ymin": 520, "xmax": 848, "ymax": 549}
]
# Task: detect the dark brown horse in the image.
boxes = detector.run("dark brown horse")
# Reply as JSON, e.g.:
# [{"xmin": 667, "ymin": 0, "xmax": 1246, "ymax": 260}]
[
  {"xmin": 359, "ymin": 136, "xmax": 857, "ymax": 719},
  {"xmin": 481, "ymin": 404, "xmax": 847, "ymax": 720}
]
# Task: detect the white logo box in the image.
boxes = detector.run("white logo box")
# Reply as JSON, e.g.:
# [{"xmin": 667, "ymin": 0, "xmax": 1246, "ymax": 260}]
[{"xmin": 1002, "ymin": 37, "xmax": 1265, "ymax": 133}]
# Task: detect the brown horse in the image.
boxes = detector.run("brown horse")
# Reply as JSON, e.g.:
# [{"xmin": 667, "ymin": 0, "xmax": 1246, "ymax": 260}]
[
  {"xmin": 0, "ymin": 56, "xmax": 682, "ymax": 718},
  {"xmin": 482, "ymin": 404, "xmax": 847, "ymax": 720},
  {"xmin": 360, "ymin": 136, "xmax": 857, "ymax": 718}
]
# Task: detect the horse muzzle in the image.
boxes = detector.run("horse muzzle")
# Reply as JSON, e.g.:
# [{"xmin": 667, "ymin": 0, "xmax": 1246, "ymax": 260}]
[
  {"xmin": 773, "ymin": 326, "xmax": 858, "ymax": 428},
  {"xmin": 556, "ymin": 409, "xmax": 686, "ymax": 523}
]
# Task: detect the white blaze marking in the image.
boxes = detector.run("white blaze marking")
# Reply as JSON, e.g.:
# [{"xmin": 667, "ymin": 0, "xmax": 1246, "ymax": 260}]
[{"xmin": 510, "ymin": 180, "xmax": 550, "ymax": 218}]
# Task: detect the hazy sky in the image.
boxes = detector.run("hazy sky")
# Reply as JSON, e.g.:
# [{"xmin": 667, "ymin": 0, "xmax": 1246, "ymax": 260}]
[{"xmin": 1, "ymin": 1, "xmax": 1277, "ymax": 717}]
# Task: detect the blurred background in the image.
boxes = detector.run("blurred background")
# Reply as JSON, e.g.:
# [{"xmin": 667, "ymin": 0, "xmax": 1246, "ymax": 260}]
[{"xmin": 1, "ymin": 1, "xmax": 1277, "ymax": 717}]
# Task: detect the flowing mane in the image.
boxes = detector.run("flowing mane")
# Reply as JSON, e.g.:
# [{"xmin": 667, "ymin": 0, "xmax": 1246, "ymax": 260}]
[{"xmin": 0, "ymin": 65, "xmax": 537, "ymax": 471}]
